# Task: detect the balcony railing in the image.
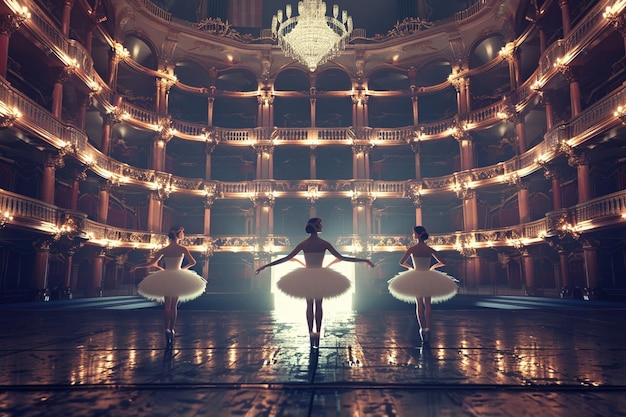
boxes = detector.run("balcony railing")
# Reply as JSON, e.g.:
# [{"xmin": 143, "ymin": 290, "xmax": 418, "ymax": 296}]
[{"xmin": 2, "ymin": 188, "xmax": 624, "ymax": 255}]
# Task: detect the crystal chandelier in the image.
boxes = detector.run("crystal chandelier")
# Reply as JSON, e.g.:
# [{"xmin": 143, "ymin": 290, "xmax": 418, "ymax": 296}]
[{"xmin": 271, "ymin": 0, "xmax": 353, "ymax": 72}]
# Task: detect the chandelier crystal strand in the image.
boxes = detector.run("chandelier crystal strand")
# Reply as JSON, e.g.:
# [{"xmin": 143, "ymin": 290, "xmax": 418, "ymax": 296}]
[{"xmin": 272, "ymin": 0, "xmax": 353, "ymax": 72}]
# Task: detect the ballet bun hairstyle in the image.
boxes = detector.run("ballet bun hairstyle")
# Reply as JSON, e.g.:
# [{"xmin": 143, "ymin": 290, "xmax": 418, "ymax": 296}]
[
  {"xmin": 305, "ymin": 218, "xmax": 322, "ymax": 233},
  {"xmin": 168, "ymin": 226, "xmax": 184, "ymax": 240},
  {"xmin": 413, "ymin": 225, "xmax": 429, "ymax": 240}
]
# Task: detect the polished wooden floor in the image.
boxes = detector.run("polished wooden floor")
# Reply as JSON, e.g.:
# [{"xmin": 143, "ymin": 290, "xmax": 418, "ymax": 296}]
[{"xmin": 1, "ymin": 294, "xmax": 625, "ymax": 417}]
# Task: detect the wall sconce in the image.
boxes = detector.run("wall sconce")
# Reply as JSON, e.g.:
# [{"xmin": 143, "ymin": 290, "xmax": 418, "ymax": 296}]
[
  {"xmin": 0, "ymin": 101, "xmax": 22, "ymax": 129},
  {"xmin": 0, "ymin": 211, "xmax": 13, "ymax": 228}
]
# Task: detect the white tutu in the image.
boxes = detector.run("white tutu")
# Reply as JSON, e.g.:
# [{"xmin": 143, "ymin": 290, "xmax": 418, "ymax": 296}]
[
  {"xmin": 387, "ymin": 259, "xmax": 458, "ymax": 304},
  {"xmin": 277, "ymin": 267, "xmax": 351, "ymax": 299},
  {"xmin": 137, "ymin": 256, "xmax": 207, "ymax": 303}
]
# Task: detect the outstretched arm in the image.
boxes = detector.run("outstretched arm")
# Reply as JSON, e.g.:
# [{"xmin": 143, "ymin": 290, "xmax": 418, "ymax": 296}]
[
  {"xmin": 325, "ymin": 243, "xmax": 375, "ymax": 268},
  {"xmin": 255, "ymin": 244, "xmax": 303, "ymax": 274}
]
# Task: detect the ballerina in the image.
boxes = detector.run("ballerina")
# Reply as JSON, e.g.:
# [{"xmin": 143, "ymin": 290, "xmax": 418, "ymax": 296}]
[
  {"xmin": 255, "ymin": 217, "xmax": 375, "ymax": 347},
  {"xmin": 131, "ymin": 226, "xmax": 206, "ymax": 348},
  {"xmin": 387, "ymin": 226, "xmax": 458, "ymax": 343}
]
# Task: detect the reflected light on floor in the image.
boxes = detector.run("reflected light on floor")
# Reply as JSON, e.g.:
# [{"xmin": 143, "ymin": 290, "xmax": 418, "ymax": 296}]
[{"xmin": 271, "ymin": 254, "xmax": 355, "ymax": 322}]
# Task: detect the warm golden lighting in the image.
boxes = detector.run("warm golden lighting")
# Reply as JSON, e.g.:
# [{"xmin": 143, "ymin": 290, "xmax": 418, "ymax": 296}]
[{"xmin": 271, "ymin": 0, "xmax": 353, "ymax": 72}]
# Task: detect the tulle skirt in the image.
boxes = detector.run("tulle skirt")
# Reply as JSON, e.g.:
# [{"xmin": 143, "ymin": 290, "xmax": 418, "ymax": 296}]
[
  {"xmin": 277, "ymin": 267, "xmax": 352, "ymax": 299},
  {"xmin": 138, "ymin": 269, "xmax": 207, "ymax": 303},
  {"xmin": 387, "ymin": 269, "xmax": 458, "ymax": 304}
]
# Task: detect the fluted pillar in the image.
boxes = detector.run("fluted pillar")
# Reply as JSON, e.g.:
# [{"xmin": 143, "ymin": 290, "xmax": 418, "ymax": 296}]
[
  {"xmin": 254, "ymin": 145, "xmax": 274, "ymax": 179},
  {"xmin": 352, "ymin": 144, "xmax": 372, "ymax": 179}
]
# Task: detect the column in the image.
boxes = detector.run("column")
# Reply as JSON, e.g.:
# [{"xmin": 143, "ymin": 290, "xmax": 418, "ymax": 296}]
[
  {"xmin": 409, "ymin": 192, "xmax": 423, "ymax": 227},
  {"xmin": 205, "ymin": 141, "xmax": 216, "ymax": 180},
  {"xmin": 310, "ymin": 96, "xmax": 316, "ymax": 128},
  {"xmin": 0, "ymin": 12, "xmax": 28, "ymax": 78},
  {"xmin": 309, "ymin": 146, "xmax": 317, "ymax": 179},
  {"xmin": 500, "ymin": 43, "xmax": 520, "ymax": 90},
  {"xmin": 408, "ymin": 66, "xmax": 419, "ymax": 125},
  {"xmin": 76, "ymin": 92, "xmax": 89, "ymax": 130},
  {"xmin": 410, "ymin": 142, "xmax": 421, "ymax": 180},
  {"xmin": 567, "ymin": 150, "xmax": 591, "ymax": 203},
  {"xmin": 60, "ymin": 0, "xmax": 74, "ymax": 36},
  {"xmin": 63, "ymin": 246, "xmax": 77, "ymax": 298},
  {"xmin": 351, "ymin": 196, "xmax": 374, "ymax": 237},
  {"xmin": 155, "ymin": 76, "xmax": 175, "ymax": 116},
  {"xmin": 582, "ymin": 239, "xmax": 600, "ymax": 300},
  {"xmin": 42, "ymin": 154, "xmax": 63, "ymax": 205},
  {"xmin": 202, "ymin": 194, "xmax": 216, "ymax": 281},
  {"xmin": 522, "ymin": 249, "xmax": 536, "ymax": 295},
  {"xmin": 90, "ymin": 249, "xmax": 105, "ymax": 297},
  {"xmin": 69, "ymin": 169, "xmax": 86, "ymax": 210},
  {"xmin": 101, "ymin": 112, "xmax": 119, "ymax": 156},
  {"xmin": 461, "ymin": 191, "xmax": 478, "ymax": 231},
  {"xmin": 559, "ymin": 0, "xmax": 572, "ymax": 36},
  {"xmin": 51, "ymin": 67, "xmax": 75, "ymax": 118},
  {"xmin": 257, "ymin": 90, "xmax": 273, "ymax": 128},
  {"xmin": 558, "ymin": 247, "xmax": 571, "ymax": 297},
  {"xmin": 108, "ymin": 43, "xmax": 127, "ymax": 88},
  {"xmin": 253, "ymin": 197, "xmax": 274, "ymax": 238},
  {"xmin": 543, "ymin": 165, "xmax": 562, "ymax": 210},
  {"xmin": 517, "ymin": 181, "xmax": 530, "ymax": 223},
  {"xmin": 147, "ymin": 191, "xmax": 165, "ymax": 232},
  {"xmin": 33, "ymin": 241, "xmax": 51, "ymax": 299},
  {"xmin": 254, "ymin": 145, "xmax": 274, "ymax": 179},
  {"xmin": 351, "ymin": 145, "xmax": 372, "ymax": 180},
  {"xmin": 557, "ymin": 65, "xmax": 582, "ymax": 118},
  {"xmin": 453, "ymin": 128, "xmax": 473, "ymax": 172},
  {"xmin": 152, "ymin": 120, "xmax": 173, "ymax": 172},
  {"xmin": 97, "ymin": 181, "xmax": 111, "ymax": 224},
  {"xmin": 203, "ymin": 189, "xmax": 216, "ymax": 236},
  {"xmin": 542, "ymin": 91, "xmax": 555, "ymax": 130},
  {"xmin": 352, "ymin": 86, "xmax": 368, "ymax": 128}
]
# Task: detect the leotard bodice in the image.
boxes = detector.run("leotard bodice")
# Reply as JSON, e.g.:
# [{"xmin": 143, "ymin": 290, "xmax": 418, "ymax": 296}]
[
  {"xmin": 163, "ymin": 256, "xmax": 184, "ymax": 270},
  {"xmin": 411, "ymin": 256, "xmax": 432, "ymax": 271},
  {"xmin": 303, "ymin": 252, "xmax": 325, "ymax": 268}
]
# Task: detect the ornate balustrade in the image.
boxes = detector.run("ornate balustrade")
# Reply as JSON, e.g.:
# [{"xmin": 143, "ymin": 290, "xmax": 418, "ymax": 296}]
[{"xmin": 1, "ymin": 188, "xmax": 624, "ymax": 254}]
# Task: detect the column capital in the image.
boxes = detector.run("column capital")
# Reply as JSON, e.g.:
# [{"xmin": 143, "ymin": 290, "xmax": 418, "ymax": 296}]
[
  {"xmin": 351, "ymin": 144, "xmax": 373, "ymax": 155},
  {"xmin": 0, "ymin": 12, "xmax": 29, "ymax": 36}
]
